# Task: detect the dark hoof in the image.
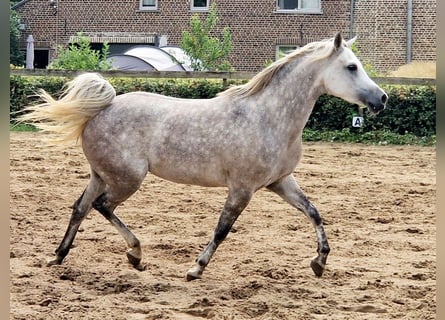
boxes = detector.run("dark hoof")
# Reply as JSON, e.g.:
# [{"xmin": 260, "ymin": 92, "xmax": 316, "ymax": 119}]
[
  {"xmin": 126, "ymin": 252, "xmax": 145, "ymax": 271},
  {"xmin": 47, "ymin": 258, "xmax": 62, "ymax": 267},
  {"xmin": 310, "ymin": 259, "xmax": 325, "ymax": 277},
  {"xmin": 186, "ymin": 273, "xmax": 200, "ymax": 282},
  {"xmin": 134, "ymin": 264, "xmax": 146, "ymax": 271},
  {"xmin": 126, "ymin": 252, "xmax": 141, "ymax": 266},
  {"xmin": 186, "ymin": 269, "xmax": 202, "ymax": 281}
]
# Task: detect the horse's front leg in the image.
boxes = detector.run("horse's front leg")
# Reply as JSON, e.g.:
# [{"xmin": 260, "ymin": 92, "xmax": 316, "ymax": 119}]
[
  {"xmin": 267, "ymin": 174, "xmax": 330, "ymax": 277},
  {"xmin": 186, "ymin": 188, "xmax": 253, "ymax": 281}
]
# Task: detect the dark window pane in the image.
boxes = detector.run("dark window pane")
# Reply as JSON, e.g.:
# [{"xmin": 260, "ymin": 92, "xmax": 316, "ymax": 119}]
[
  {"xmin": 193, "ymin": 0, "xmax": 207, "ymax": 7},
  {"xmin": 278, "ymin": 0, "xmax": 298, "ymax": 10}
]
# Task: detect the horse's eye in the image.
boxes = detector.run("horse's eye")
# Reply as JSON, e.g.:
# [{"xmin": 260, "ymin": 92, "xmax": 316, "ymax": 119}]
[{"xmin": 347, "ymin": 64, "xmax": 358, "ymax": 72}]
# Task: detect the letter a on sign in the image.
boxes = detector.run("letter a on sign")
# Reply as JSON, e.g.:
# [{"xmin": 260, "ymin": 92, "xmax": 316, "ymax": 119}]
[{"xmin": 352, "ymin": 116, "xmax": 364, "ymax": 127}]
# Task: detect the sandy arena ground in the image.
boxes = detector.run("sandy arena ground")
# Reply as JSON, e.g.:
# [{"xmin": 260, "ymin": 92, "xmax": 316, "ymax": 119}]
[{"xmin": 10, "ymin": 131, "xmax": 435, "ymax": 319}]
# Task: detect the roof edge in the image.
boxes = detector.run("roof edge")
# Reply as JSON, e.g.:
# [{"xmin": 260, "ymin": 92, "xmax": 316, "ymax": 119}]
[{"xmin": 12, "ymin": 0, "xmax": 32, "ymax": 10}]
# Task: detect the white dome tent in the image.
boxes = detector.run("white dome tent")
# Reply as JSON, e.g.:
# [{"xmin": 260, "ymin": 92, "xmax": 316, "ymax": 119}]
[
  {"xmin": 106, "ymin": 45, "xmax": 197, "ymax": 72},
  {"xmin": 159, "ymin": 46, "xmax": 194, "ymax": 71},
  {"xmin": 106, "ymin": 54, "xmax": 156, "ymax": 71}
]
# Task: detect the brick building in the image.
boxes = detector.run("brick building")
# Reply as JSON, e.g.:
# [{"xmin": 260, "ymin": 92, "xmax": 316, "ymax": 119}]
[{"xmin": 13, "ymin": 0, "xmax": 436, "ymax": 72}]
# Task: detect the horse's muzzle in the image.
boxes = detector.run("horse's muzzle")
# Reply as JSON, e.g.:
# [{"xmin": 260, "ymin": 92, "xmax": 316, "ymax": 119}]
[{"xmin": 365, "ymin": 91, "xmax": 388, "ymax": 115}]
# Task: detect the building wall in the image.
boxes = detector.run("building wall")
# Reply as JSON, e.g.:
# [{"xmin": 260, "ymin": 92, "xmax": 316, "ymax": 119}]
[
  {"xmin": 411, "ymin": 0, "xmax": 436, "ymax": 61},
  {"xmin": 353, "ymin": 0, "xmax": 436, "ymax": 72},
  {"xmin": 15, "ymin": 0, "xmax": 436, "ymax": 73}
]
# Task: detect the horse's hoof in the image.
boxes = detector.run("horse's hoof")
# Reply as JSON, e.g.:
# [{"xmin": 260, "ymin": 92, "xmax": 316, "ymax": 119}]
[
  {"xmin": 310, "ymin": 259, "xmax": 325, "ymax": 277},
  {"xmin": 47, "ymin": 258, "xmax": 62, "ymax": 267},
  {"xmin": 186, "ymin": 268, "xmax": 202, "ymax": 281},
  {"xmin": 134, "ymin": 263, "xmax": 146, "ymax": 271},
  {"xmin": 126, "ymin": 252, "xmax": 141, "ymax": 267}
]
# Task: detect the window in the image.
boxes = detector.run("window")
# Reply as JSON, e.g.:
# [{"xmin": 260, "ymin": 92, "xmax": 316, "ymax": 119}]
[
  {"xmin": 276, "ymin": 45, "xmax": 299, "ymax": 59},
  {"xmin": 277, "ymin": 0, "xmax": 320, "ymax": 13},
  {"xmin": 191, "ymin": 0, "xmax": 210, "ymax": 11},
  {"xmin": 140, "ymin": 0, "xmax": 157, "ymax": 10}
]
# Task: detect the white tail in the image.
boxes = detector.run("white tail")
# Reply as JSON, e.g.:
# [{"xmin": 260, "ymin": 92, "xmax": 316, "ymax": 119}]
[{"xmin": 18, "ymin": 73, "xmax": 116, "ymax": 143}]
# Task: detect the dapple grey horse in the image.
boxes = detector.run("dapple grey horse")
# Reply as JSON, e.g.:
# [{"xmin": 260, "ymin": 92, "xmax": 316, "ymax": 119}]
[{"xmin": 20, "ymin": 33, "xmax": 387, "ymax": 281}]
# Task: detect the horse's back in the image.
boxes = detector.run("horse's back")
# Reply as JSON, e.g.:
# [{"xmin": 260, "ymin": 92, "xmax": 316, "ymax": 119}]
[{"xmin": 84, "ymin": 91, "xmax": 217, "ymax": 136}]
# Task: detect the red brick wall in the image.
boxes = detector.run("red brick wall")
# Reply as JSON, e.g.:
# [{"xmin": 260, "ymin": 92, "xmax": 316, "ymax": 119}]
[
  {"xmin": 16, "ymin": 0, "xmax": 58, "ymax": 49},
  {"xmin": 15, "ymin": 0, "xmax": 436, "ymax": 72},
  {"xmin": 352, "ymin": 0, "xmax": 436, "ymax": 72},
  {"xmin": 216, "ymin": 0, "xmax": 351, "ymax": 71},
  {"xmin": 411, "ymin": 0, "xmax": 436, "ymax": 61}
]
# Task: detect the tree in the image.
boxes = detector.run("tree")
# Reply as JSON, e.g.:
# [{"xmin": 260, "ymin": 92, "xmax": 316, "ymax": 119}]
[
  {"xmin": 181, "ymin": 3, "xmax": 233, "ymax": 71},
  {"xmin": 48, "ymin": 33, "xmax": 112, "ymax": 70},
  {"xmin": 10, "ymin": 4, "xmax": 24, "ymax": 66}
]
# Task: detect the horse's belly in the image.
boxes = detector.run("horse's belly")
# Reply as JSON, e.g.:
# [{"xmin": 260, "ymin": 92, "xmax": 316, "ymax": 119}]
[{"xmin": 149, "ymin": 164, "xmax": 227, "ymax": 188}]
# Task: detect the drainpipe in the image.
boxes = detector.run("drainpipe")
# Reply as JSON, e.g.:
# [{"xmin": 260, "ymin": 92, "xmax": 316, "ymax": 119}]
[
  {"xmin": 406, "ymin": 0, "xmax": 413, "ymax": 63},
  {"xmin": 349, "ymin": 0, "xmax": 355, "ymax": 39}
]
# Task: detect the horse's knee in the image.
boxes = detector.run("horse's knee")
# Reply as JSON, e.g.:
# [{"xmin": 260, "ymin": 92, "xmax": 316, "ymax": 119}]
[{"xmin": 214, "ymin": 189, "xmax": 252, "ymax": 242}]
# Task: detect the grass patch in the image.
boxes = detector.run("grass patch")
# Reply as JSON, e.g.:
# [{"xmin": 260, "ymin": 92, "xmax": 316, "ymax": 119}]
[
  {"xmin": 10, "ymin": 123, "xmax": 39, "ymax": 132},
  {"xmin": 303, "ymin": 128, "xmax": 435, "ymax": 146}
]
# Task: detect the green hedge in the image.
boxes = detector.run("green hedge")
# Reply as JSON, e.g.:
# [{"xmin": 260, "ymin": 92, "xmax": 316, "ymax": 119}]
[
  {"xmin": 9, "ymin": 75, "xmax": 234, "ymax": 116},
  {"xmin": 10, "ymin": 75, "xmax": 67, "ymax": 116},
  {"xmin": 309, "ymin": 85, "xmax": 436, "ymax": 137},
  {"xmin": 10, "ymin": 75, "xmax": 435, "ymax": 140}
]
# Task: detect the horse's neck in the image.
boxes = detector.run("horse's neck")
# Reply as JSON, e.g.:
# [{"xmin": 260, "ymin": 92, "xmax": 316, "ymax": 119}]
[{"xmin": 255, "ymin": 61, "xmax": 324, "ymax": 136}]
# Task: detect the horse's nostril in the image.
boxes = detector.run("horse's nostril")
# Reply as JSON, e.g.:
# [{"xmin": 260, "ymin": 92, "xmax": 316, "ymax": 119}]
[{"xmin": 381, "ymin": 94, "xmax": 388, "ymax": 104}]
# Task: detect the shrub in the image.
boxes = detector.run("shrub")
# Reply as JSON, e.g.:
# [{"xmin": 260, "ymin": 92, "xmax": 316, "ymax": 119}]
[
  {"xmin": 307, "ymin": 85, "xmax": 436, "ymax": 137},
  {"xmin": 48, "ymin": 33, "xmax": 112, "ymax": 71},
  {"xmin": 10, "ymin": 8, "xmax": 24, "ymax": 66},
  {"xmin": 10, "ymin": 75, "xmax": 66, "ymax": 117}
]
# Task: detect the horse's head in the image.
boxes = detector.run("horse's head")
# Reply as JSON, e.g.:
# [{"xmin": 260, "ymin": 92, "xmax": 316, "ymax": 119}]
[{"xmin": 320, "ymin": 33, "xmax": 387, "ymax": 114}]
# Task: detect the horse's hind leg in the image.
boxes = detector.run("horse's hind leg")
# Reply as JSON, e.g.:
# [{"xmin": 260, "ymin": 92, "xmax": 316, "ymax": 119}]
[
  {"xmin": 267, "ymin": 174, "xmax": 330, "ymax": 277},
  {"xmin": 92, "ymin": 192, "xmax": 145, "ymax": 271},
  {"xmin": 48, "ymin": 171, "xmax": 105, "ymax": 266},
  {"xmin": 186, "ymin": 188, "xmax": 253, "ymax": 281}
]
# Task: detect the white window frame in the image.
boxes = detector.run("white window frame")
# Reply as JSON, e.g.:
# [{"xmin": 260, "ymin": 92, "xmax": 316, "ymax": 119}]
[
  {"xmin": 191, "ymin": 0, "xmax": 210, "ymax": 12},
  {"xmin": 276, "ymin": 0, "xmax": 321, "ymax": 14},
  {"xmin": 276, "ymin": 45, "xmax": 300, "ymax": 60},
  {"xmin": 139, "ymin": 0, "xmax": 158, "ymax": 11}
]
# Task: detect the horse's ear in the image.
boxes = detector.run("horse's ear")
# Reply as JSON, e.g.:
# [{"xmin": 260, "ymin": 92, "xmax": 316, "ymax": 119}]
[
  {"xmin": 334, "ymin": 32, "xmax": 343, "ymax": 51},
  {"xmin": 346, "ymin": 35, "xmax": 358, "ymax": 47}
]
